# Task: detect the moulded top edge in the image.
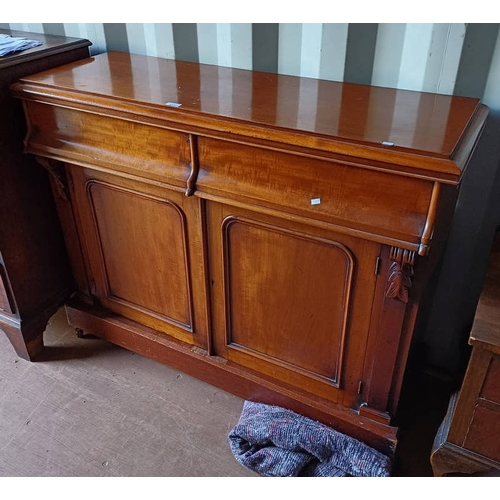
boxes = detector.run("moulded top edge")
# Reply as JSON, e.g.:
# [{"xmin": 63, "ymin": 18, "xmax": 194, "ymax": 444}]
[{"xmin": 13, "ymin": 51, "xmax": 484, "ymax": 161}]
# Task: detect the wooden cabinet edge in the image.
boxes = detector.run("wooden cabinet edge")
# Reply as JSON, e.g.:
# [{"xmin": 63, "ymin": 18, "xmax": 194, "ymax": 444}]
[
  {"xmin": 447, "ymin": 348, "xmax": 492, "ymax": 444},
  {"xmin": 451, "ymin": 104, "xmax": 489, "ymax": 173},
  {"xmin": 21, "ymin": 144, "xmax": 440, "ymax": 258},
  {"xmin": 0, "ymin": 293, "xmax": 68, "ymax": 361},
  {"xmin": 10, "ymin": 55, "xmax": 487, "ymax": 459},
  {"xmin": 431, "ymin": 391, "xmax": 500, "ymax": 476},
  {"xmin": 14, "ymin": 94, "xmax": 478, "ymax": 259},
  {"xmin": 35, "ymin": 158, "xmax": 92, "ymax": 302},
  {"xmin": 431, "ymin": 231, "xmax": 500, "ymax": 476},
  {"xmin": 10, "ymin": 83, "xmax": 470, "ymax": 185},
  {"xmin": 0, "ymin": 32, "xmax": 90, "ymax": 360},
  {"xmin": 0, "ymin": 29, "xmax": 91, "ymax": 70}
]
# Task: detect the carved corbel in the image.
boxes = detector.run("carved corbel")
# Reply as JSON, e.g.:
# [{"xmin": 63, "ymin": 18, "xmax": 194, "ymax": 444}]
[
  {"xmin": 385, "ymin": 247, "xmax": 416, "ymax": 303},
  {"xmin": 35, "ymin": 156, "xmax": 69, "ymax": 202},
  {"xmin": 185, "ymin": 134, "xmax": 199, "ymax": 197}
]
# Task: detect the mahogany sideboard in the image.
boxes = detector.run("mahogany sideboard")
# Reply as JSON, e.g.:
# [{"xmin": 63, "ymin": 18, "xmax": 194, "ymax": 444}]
[
  {"xmin": 0, "ymin": 29, "xmax": 91, "ymax": 360},
  {"xmin": 431, "ymin": 231, "xmax": 500, "ymax": 476},
  {"xmin": 11, "ymin": 52, "xmax": 488, "ymax": 455}
]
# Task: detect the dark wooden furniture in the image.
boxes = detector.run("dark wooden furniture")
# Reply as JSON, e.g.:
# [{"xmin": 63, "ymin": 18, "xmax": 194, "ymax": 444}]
[
  {"xmin": 431, "ymin": 231, "xmax": 500, "ymax": 476},
  {"xmin": 11, "ymin": 52, "xmax": 488, "ymax": 455},
  {"xmin": 0, "ymin": 29, "xmax": 91, "ymax": 360}
]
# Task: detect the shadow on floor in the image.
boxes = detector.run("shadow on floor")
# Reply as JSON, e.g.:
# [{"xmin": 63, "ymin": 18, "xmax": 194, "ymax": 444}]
[
  {"xmin": 1, "ymin": 307, "xmax": 461, "ymax": 477},
  {"xmin": 392, "ymin": 367, "xmax": 454, "ymax": 477}
]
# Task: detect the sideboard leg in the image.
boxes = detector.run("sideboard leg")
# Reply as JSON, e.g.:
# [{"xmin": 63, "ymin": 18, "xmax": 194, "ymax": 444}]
[
  {"xmin": 430, "ymin": 443, "xmax": 495, "ymax": 477},
  {"xmin": 1, "ymin": 321, "xmax": 44, "ymax": 361},
  {"xmin": 430, "ymin": 445, "xmax": 455, "ymax": 476}
]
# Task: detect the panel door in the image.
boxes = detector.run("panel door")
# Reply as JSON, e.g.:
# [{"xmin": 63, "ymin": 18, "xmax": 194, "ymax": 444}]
[
  {"xmin": 207, "ymin": 203, "xmax": 381, "ymax": 408},
  {"xmin": 67, "ymin": 165, "xmax": 209, "ymax": 349}
]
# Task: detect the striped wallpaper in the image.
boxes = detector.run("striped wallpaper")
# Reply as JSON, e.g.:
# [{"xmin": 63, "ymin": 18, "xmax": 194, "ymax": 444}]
[{"xmin": 2, "ymin": 23, "xmax": 500, "ymax": 110}]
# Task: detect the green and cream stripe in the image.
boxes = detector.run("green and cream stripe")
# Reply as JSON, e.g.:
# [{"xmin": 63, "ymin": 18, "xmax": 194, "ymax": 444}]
[{"xmin": 2, "ymin": 23, "xmax": 499, "ymax": 109}]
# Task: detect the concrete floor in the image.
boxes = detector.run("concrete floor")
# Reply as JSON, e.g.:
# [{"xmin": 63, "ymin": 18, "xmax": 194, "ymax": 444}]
[{"xmin": 0, "ymin": 308, "xmax": 445, "ymax": 477}]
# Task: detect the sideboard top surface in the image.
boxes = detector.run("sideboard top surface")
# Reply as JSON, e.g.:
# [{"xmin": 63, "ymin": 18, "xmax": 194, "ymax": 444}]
[
  {"xmin": 13, "ymin": 51, "xmax": 487, "ymax": 183},
  {"xmin": 16, "ymin": 52, "xmax": 481, "ymax": 154}
]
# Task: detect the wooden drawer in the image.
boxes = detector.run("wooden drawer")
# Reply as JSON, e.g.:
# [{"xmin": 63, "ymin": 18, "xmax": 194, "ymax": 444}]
[
  {"xmin": 463, "ymin": 403, "xmax": 500, "ymax": 462},
  {"xmin": 24, "ymin": 101, "xmax": 192, "ymax": 188},
  {"xmin": 440, "ymin": 350, "xmax": 500, "ymax": 470},
  {"xmin": 461, "ymin": 355, "xmax": 500, "ymax": 462},
  {"xmin": 197, "ymin": 137, "xmax": 435, "ymax": 249},
  {"xmin": 481, "ymin": 356, "xmax": 500, "ymax": 403}
]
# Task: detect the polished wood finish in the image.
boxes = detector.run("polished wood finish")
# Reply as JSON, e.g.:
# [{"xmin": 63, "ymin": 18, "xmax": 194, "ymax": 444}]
[
  {"xmin": 431, "ymin": 232, "xmax": 500, "ymax": 476},
  {"xmin": 23, "ymin": 101, "xmax": 192, "ymax": 189},
  {"xmin": 12, "ymin": 52, "xmax": 479, "ymax": 165},
  {"xmin": 12, "ymin": 51, "xmax": 487, "ymax": 455},
  {"xmin": 0, "ymin": 29, "xmax": 91, "ymax": 360},
  {"xmin": 197, "ymin": 137, "xmax": 435, "ymax": 250},
  {"xmin": 68, "ymin": 165, "xmax": 209, "ymax": 348},
  {"xmin": 206, "ymin": 203, "xmax": 380, "ymax": 406}
]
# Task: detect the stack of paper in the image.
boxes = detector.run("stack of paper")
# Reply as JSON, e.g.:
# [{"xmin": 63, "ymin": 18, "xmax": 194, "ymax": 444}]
[{"xmin": 0, "ymin": 34, "xmax": 43, "ymax": 57}]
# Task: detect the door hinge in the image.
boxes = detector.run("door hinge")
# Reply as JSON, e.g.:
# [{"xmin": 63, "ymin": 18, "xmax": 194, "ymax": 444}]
[
  {"xmin": 357, "ymin": 380, "xmax": 363, "ymax": 395},
  {"xmin": 374, "ymin": 256, "xmax": 381, "ymax": 275}
]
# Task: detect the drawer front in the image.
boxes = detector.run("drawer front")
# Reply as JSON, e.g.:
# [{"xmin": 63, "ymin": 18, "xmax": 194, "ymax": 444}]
[
  {"xmin": 197, "ymin": 137, "xmax": 434, "ymax": 247},
  {"xmin": 463, "ymin": 404, "xmax": 500, "ymax": 463},
  {"xmin": 481, "ymin": 356, "xmax": 500, "ymax": 404},
  {"xmin": 457, "ymin": 355, "xmax": 500, "ymax": 463},
  {"xmin": 24, "ymin": 101, "xmax": 191, "ymax": 187}
]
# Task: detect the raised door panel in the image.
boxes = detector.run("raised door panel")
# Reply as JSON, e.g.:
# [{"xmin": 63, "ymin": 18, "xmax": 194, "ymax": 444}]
[
  {"xmin": 89, "ymin": 182, "xmax": 191, "ymax": 327},
  {"xmin": 208, "ymin": 203, "xmax": 381, "ymax": 407},
  {"xmin": 224, "ymin": 216, "xmax": 352, "ymax": 386},
  {"xmin": 68, "ymin": 165, "xmax": 209, "ymax": 349}
]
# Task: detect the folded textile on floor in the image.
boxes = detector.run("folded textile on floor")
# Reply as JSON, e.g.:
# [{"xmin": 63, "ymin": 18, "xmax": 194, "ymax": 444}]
[
  {"xmin": 228, "ymin": 401, "xmax": 392, "ymax": 477},
  {"xmin": 0, "ymin": 35, "xmax": 43, "ymax": 57}
]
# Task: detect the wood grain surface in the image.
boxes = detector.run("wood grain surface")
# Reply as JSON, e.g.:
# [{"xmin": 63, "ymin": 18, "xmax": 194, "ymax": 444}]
[{"xmin": 11, "ymin": 51, "xmax": 488, "ymax": 455}]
